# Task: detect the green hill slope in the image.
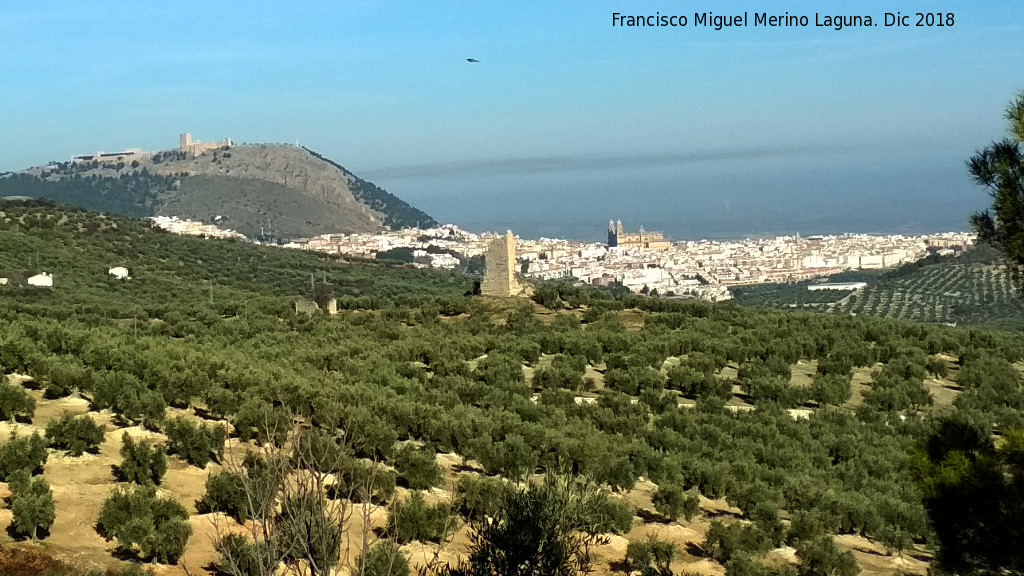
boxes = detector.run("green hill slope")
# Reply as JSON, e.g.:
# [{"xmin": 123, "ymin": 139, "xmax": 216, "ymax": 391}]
[
  {"xmin": 0, "ymin": 199, "xmax": 468, "ymax": 320},
  {"xmin": 1, "ymin": 202, "xmax": 1022, "ymax": 576},
  {"xmin": 732, "ymin": 246, "xmax": 1024, "ymax": 328},
  {"xmin": 836, "ymin": 247, "xmax": 1024, "ymax": 326}
]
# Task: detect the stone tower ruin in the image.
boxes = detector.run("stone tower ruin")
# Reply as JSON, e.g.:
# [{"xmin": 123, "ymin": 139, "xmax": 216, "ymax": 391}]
[{"xmin": 481, "ymin": 230, "xmax": 518, "ymax": 297}]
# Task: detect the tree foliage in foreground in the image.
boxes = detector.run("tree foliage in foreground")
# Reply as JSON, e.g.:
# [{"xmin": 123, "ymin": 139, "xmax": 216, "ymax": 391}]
[
  {"xmin": 914, "ymin": 418, "xmax": 1024, "ymax": 575},
  {"xmin": 212, "ymin": 425, "xmax": 393, "ymax": 576},
  {"xmin": 358, "ymin": 539, "xmax": 411, "ymax": 576},
  {"xmin": 969, "ymin": 91, "xmax": 1024, "ymax": 272},
  {"xmin": 435, "ymin": 476, "xmax": 609, "ymax": 576}
]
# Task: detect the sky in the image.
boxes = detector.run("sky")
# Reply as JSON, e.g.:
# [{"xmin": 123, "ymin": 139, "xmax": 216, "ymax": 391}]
[{"xmin": 1, "ymin": 1, "xmax": 1023, "ymax": 240}]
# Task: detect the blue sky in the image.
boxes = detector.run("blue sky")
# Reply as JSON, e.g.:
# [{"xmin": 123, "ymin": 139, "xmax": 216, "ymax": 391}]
[{"xmin": 1, "ymin": 1, "xmax": 1023, "ymax": 238}]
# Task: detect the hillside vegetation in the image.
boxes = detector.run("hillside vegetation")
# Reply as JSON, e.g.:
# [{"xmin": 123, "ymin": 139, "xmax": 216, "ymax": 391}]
[
  {"xmin": 0, "ymin": 144, "xmax": 436, "ymax": 239},
  {"xmin": 0, "ymin": 202, "xmax": 1021, "ymax": 576},
  {"xmin": 733, "ymin": 247, "xmax": 1024, "ymax": 329}
]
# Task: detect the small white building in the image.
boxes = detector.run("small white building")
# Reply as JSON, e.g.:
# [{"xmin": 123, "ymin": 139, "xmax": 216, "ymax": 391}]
[
  {"xmin": 0, "ymin": 278, "xmax": 8, "ymax": 285},
  {"xmin": 108, "ymin": 266, "xmax": 130, "ymax": 280},
  {"xmin": 27, "ymin": 273, "xmax": 53, "ymax": 287}
]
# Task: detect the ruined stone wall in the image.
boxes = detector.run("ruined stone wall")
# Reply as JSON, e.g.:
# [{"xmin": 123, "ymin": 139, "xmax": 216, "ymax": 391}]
[{"xmin": 481, "ymin": 230, "xmax": 518, "ymax": 297}]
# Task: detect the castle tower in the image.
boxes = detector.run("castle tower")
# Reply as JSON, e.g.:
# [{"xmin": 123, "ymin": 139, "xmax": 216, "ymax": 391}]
[
  {"xmin": 179, "ymin": 133, "xmax": 193, "ymax": 151},
  {"xmin": 481, "ymin": 230, "xmax": 518, "ymax": 297}
]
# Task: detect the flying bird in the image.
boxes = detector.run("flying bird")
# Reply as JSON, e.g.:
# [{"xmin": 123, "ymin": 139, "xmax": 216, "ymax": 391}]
[{"xmin": 466, "ymin": 58, "xmax": 480, "ymax": 63}]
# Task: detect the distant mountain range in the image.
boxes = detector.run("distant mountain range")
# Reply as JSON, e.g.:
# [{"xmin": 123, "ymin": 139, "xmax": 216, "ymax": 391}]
[{"xmin": 0, "ymin": 144, "xmax": 437, "ymax": 240}]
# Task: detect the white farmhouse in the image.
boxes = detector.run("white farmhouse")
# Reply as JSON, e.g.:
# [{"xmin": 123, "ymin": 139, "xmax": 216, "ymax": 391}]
[
  {"xmin": 27, "ymin": 273, "xmax": 53, "ymax": 287},
  {"xmin": 108, "ymin": 266, "xmax": 130, "ymax": 280}
]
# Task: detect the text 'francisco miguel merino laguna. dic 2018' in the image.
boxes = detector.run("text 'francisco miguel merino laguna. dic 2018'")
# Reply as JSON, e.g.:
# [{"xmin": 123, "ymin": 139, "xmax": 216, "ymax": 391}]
[{"xmin": 611, "ymin": 12, "xmax": 955, "ymax": 30}]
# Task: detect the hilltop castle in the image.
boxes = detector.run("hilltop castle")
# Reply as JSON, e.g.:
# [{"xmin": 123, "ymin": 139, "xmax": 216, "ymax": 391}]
[
  {"xmin": 607, "ymin": 219, "xmax": 670, "ymax": 250},
  {"xmin": 179, "ymin": 133, "xmax": 232, "ymax": 156}
]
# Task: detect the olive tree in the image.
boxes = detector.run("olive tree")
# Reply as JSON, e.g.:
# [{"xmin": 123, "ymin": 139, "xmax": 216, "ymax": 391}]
[{"xmin": 213, "ymin": 417, "xmax": 398, "ymax": 576}]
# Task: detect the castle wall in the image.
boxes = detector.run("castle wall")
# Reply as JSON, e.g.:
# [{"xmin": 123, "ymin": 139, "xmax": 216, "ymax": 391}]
[
  {"xmin": 180, "ymin": 133, "xmax": 232, "ymax": 156},
  {"xmin": 481, "ymin": 230, "xmax": 518, "ymax": 297}
]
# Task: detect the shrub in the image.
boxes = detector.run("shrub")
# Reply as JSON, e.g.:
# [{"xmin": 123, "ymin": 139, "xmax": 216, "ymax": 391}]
[
  {"xmin": 215, "ymin": 533, "xmax": 270, "ymax": 576},
  {"xmin": 795, "ymin": 536, "xmax": 859, "ymax": 576},
  {"xmin": 293, "ymin": 428, "xmax": 347, "ymax": 473},
  {"xmin": 394, "ymin": 444, "xmax": 442, "ymax": 489},
  {"xmin": 43, "ymin": 363, "xmax": 93, "ymax": 399},
  {"xmin": 439, "ymin": 475, "xmax": 610, "ymax": 576},
  {"xmin": 0, "ymin": 432, "xmax": 48, "ymax": 480},
  {"xmin": 810, "ymin": 374, "xmax": 852, "ymax": 406},
  {"xmin": 199, "ymin": 470, "xmax": 247, "ymax": 521},
  {"xmin": 201, "ymin": 452, "xmax": 281, "ymax": 523},
  {"xmin": 703, "ymin": 520, "xmax": 772, "ymax": 564},
  {"xmin": 475, "ymin": 352, "xmax": 528, "ymax": 394},
  {"xmin": 653, "ymin": 483, "xmax": 701, "ymax": 522},
  {"xmin": 749, "ymin": 500, "xmax": 787, "ymax": 549},
  {"xmin": 588, "ymin": 494, "xmax": 635, "ymax": 534},
  {"xmin": 454, "ymin": 474, "xmax": 510, "ymax": 520},
  {"xmin": 0, "ymin": 382, "xmax": 35, "ymax": 422},
  {"xmin": 786, "ymin": 511, "xmax": 834, "ymax": 546},
  {"xmin": 626, "ymin": 535, "xmax": 677, "ymax": 573},
  {"xmin": 725, "ymin": 552, "xmax": 777, "ymax": 576},
  {"xmin": 45, "ymin": 411, "xmax": 105, "ymax": 456},
  {"xmin": 163, "ymin": 416, "xmax": 226, "ymax": 468},
  {"xmin": 926, "ymin": 357, "xmax": 949, "ymax": 379},
  {"xmin": 277, "ymin": 493, "xmax": 341, "ymax": 572},
  {"xmin": 231, "ymin": 399, "xmax": 291, "ymax": 445},
  {"xmin": 97, "ymin": 484, "xmax": 192, "ymax": 564},
  {"xmin": 742, "ymin": 376, "xmax": 801, "ymax": 408},
  {"xmin": 337, "ymin": 456, "xmax": 397, "ymax": 504},
  {"xmin": 818, "ymin": 356, "xmax": 853, "ymax": 378},
  {"xmin": 386, "ymin": 491, "xmax": 452, "ymax": 544},
  {"xmin": 476, "ymin": 433, "xmax": 538, "ymax": 480},
  {"xmin": 91, "ymin": 371, "xmax": 165, "ymax": 428},
  {"xmin": 667, "ymin": 365, "xmax": 731, "ymax": 399},
  {"xmin": 118, "ymin": 432, "xmax": 167, "ymax": 485},
  {"xmin": 8, "ymin": 470, "xmax": 55, "ymax": 540},
  {"xmin": 358, "ymin": 539, "xmax": 410, "ymax": 576}
]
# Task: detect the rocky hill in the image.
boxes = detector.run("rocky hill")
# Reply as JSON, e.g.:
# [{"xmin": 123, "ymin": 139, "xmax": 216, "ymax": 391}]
[{"xmin": 0, "ymin": 144, "xmax": 436, "ymax": 239}]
